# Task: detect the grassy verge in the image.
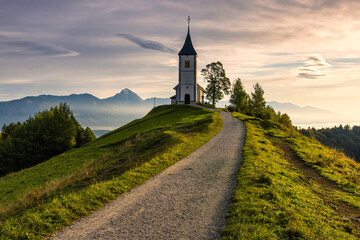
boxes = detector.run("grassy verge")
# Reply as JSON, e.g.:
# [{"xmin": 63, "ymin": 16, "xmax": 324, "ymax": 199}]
[
  {"xmin": 197, "ymin": 103, "xmax": 215, "ymax": 109},
  {"xmin": 290, "ymin": 135, "xmax": 360, "ymax": 194},
  {"xmin": 288, "ymin": 132, "xmax": 360, "ymax": 212},
  {"xmin": 0, "ymin": 105, "xmax": 222, "ymax": 239},
  {"xmin": 265, "ymin": 118, "xmax": 360, "ymax": 210},
  {"xmin": 222, "ymin": 112, "xmax": 359, "ymax": 239}
]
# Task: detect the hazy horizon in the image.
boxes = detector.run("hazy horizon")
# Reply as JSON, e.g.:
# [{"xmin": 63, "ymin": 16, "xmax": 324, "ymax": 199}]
[
  {"xmin": 0, "ymin": 89, "xmax": 358, "ymax": 129},
  {"xmin": 0, "ymin": 90, "xmax": 358, "ymax": 133}
]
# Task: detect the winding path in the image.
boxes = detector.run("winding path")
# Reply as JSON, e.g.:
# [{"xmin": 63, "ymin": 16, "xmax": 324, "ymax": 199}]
[{"xmin": 51, "ymin": 110, "xmax": 245, "ymax": 240}]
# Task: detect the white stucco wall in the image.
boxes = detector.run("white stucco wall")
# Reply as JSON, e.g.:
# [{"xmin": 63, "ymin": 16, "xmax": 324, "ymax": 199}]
[
  {"xmin": 178, "ymin": 55, "xmax": 197, "ymax": 103},
  {"xmin": 179, "ymin": 55, "xmax": 195, "ymax": 71},
  {"xmin": 180, "ymin": 85, "xmax": 195, "ymax": 102},
  {"xmin": 181, "ymin": 72, "xmax": 194, "ymax": 84},
  {"xmin": 197, "ymin": 86, "xmax": 205, "ymax": 104}
]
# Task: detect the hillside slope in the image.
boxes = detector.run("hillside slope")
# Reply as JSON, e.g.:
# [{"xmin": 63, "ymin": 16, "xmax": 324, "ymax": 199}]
[
  {"xmin": 2, "ymin": 105, "xmax": 358, "ymax": 239},
  {"xmin": 0, "ymin": 105, "xmax": 222, "ymax": 239},
  {"xmin": 223, "ymin": 112, "xmax": 360, "ymax": 239}
]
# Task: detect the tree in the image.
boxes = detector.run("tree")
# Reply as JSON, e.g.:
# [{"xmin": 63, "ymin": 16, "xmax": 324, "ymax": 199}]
[
  {"xmin": 299, "ymin": 124, "xmax": 360, "ymax": 162},
  {"xmin": 201, "ymin": 61, "xmax": 231, "ymax": 106},
  {"xmin": 84, "ymin": 127, "xmax": 96, "ymax": 143},
  {"xmin": 24, "ymin": 102, "xmax": 77, "ymax": 159},
  {"xmin": 75, "ymin": 121, "xmax": 86, "ymax": 148},
  {"xmin": 260, "ymin": 106, "xmax": 279, "ymax": 121},
  {"xmin": 251, "ymin": 83, "xmax": 266, "ymax": 117},
  {"xmin": 279, "ymin": 113, "xmax": 293, "ymax": 128},
  {"xmin": 230, "ymin": 78, "xmax": 249, "ymax": 113},
  {"xmin": 0, "ymin": 103, "xmax": 97, "ymax": 176},
  {"xmin": 75, "ymin": 123, "xmax": 96, "ymax": 147}
]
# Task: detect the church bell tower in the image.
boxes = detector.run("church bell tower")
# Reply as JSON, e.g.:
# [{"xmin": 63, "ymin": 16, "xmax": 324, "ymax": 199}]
[{"xmin": 177, "ymin": 16, "xmax": 198, "ymax": 104}]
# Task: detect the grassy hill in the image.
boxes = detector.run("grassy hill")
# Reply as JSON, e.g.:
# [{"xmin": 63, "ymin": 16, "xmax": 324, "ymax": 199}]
[
  {"xmin": 0, "ymin": 105, "xmax": 222, "ymax": 239},
  {"xmin": 223, "ymin": 112, "xmax": 360, "ymax": 239},
  {"xmin": 2, "ymin": 104, "xmax": 360, "ymax": 239}
]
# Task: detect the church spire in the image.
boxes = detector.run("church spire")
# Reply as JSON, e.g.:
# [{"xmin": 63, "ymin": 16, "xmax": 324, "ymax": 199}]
[{"xmin": 178, "ymin": 16, "xmax": 197, "ymax": 56}]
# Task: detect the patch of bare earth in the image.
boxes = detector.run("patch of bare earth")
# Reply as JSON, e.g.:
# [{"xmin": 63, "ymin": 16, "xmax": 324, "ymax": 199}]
[{"xmin": 269, "ymin": 136, "xmax": 360, "ymax": 236}]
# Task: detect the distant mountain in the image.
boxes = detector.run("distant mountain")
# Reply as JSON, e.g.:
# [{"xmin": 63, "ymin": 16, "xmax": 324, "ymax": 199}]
[
  {"xmin": 189, "ymin": 99, "xmax": 343, "ymax": 125},
  {"xmin": 0, "ymin": 89, "xmax": 171, "ymax": 134},
  {"xmin": 268, "ymin": 101, "xmax": 335, "ymax": 115},
  {"xmin": 267, "ymin": 101, "xmax": 340, "ymax": 124},
  {"xmin": 103, "ymin": 88, "xmax": 143, "ymax": 105}
]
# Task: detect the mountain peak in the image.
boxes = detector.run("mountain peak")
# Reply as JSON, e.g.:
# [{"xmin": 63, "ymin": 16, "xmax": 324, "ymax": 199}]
[
  {"xmin": 104, "ymin": 88, "xmax": 143, "ymax": 104},
  {"xmin": 119, "ymin": 88, "xmax": 134, "ymax": 95}
]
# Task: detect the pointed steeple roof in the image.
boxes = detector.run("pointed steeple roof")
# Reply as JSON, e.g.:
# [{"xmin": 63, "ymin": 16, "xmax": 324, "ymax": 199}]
[{"xmin": 178, "ymin": 18, "xmax": 197, "ymax": 55}]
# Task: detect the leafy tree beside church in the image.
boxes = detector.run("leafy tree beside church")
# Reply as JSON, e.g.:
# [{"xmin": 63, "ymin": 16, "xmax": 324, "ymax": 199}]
[{"xmin": 201, "ymin": 61, "xmax": 231, "ymax": 106}]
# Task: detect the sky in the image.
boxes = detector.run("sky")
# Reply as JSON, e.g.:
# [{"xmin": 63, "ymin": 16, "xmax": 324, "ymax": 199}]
[{"xmin": 1, "ymin": 0, "xmax": 360, "ymax": 122}]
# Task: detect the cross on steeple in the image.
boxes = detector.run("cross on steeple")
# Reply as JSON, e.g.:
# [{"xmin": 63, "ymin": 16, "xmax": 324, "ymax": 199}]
[{"xmin": 179, "ymin": 15, "xmax": 197, "ymax": 56}]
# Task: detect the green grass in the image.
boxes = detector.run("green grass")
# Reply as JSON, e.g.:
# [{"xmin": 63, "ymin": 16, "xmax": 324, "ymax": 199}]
[
  {"xmin": 289, "ymin": 132, "xmax": 360, "ymax": 211},
  {"xmin": 290, "ymin": 135, "xmax": 360, "ymax": 194},
  {"xmin": 222, "ymin": 112, "xmax": 359, "ymax": 239},
  {"xmin": 198, "ymin": 103, "xmax": 215, "ymax": 109},
  {"xmin": 0, "ymin": 105, "xmax": 222, "ymax": 239}
]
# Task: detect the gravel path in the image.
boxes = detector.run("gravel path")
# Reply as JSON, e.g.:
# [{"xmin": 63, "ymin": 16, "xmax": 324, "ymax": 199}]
[{"xmin": 51, "ymin": 110, "xmax": 245, "ymax": 240}]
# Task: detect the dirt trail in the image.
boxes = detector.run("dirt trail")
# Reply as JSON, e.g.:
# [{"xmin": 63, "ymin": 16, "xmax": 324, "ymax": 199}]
[
  {"xmin": 51, "ymin": 111, "xmax": 245, "ymax": 240},
  {"xmin": 270, "ymin": 137, "xmax": 360, "ymax": 235}
]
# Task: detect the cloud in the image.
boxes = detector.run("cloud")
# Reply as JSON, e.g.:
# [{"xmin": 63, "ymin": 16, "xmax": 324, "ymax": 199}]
[
  {"xmin": 265, "ymin": 52, "xmax": 293, "ymax": 56},
  {"xmin": 332, "ymin": 58, "xmax": 360, "ymax": 64},
  {"xmin": 298, "ymin": 54, "xmax": 332, "ymax": 79},
  {"xmin": 0, "ymin": 79, "xmax": 32, "ymax": 86},
  {"xmin": 0, "ymin": 36, "xmax": 79, "ymax": 57},
  {"xmin": 262, "ymin": 62, "xmax": 302, "ymax": 68},
  {"xmin": 118, "ymin": 33, "xmax": 176, "ymax": 53}
]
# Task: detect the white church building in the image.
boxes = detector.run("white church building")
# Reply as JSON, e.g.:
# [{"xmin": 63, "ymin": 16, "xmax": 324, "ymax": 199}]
[{"xmin": 171, "ymin": 17, "xmax": 204, "ymax": 105}]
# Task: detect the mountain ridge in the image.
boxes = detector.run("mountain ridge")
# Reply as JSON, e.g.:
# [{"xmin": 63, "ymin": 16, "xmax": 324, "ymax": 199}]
[
  {"xmin": 0, "ymin": 89, "xmax": 171, "ymax": 130},
  {"xmin": 1, "ymin": 91, "xmax": 342, "ymax": 131},
  {"xmin": 267, "ymin": 100, "xmax": 340, "ymax": 124},
  {"xmin": 267, "ymin": 101, "xmax": 336, "ymax": 115}
]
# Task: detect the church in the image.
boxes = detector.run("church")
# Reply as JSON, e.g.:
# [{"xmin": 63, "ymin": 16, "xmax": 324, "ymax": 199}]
[{"xmin": 171, "ymin": 17, "xmax": 205, "ymax": 105}]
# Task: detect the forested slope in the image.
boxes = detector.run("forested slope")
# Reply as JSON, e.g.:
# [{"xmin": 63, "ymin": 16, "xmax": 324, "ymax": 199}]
[{"xmin": 300, "ymin": 125, "xmax": 360, "ymax": 162}]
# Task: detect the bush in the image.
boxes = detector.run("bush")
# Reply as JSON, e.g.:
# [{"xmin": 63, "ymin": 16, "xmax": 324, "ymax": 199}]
[
  {"xmin": 279, "ymin": 113, "xmax": 293, "ymax": 129},
  {"xmin": 227, "ymin": 105, "xmax": 236, "ymax": 112}
]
